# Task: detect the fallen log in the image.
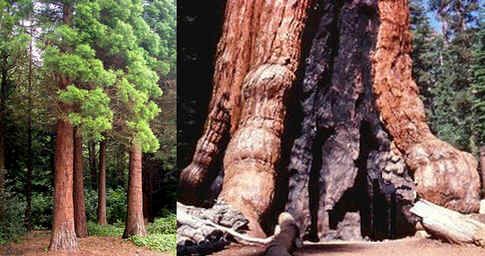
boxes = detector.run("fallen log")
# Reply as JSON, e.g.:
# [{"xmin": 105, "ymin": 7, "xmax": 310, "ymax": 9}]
[
  {"xmin": 177, "ymin": 201, "xmax": 271, "ymax": 255},
  {"xmin": 410, "ymin": 199, "xmax": 485, "ymax": 247}
]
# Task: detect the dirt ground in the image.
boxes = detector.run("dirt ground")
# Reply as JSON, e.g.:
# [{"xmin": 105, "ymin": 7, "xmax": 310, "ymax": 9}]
[
  {"xmin": 214, "ymin": 237, "xmax": 485, "ymax": 256},
  {"xmin": 0, "ymin": 231, "xmax": 173, "ymax": 256}
]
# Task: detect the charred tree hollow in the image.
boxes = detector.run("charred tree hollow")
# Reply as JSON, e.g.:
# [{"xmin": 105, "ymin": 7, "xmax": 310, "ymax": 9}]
[{"xmin": 179, "ymin": 0, "xmax": 481, "ymax": 243}]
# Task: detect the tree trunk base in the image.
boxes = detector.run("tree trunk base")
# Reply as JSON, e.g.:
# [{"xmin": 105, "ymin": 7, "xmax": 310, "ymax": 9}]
[
  {"xmin": 49, "ymin": 223, "xmax": 79, "ymax": 251},
  {"xmin": 123, "ymin": 224, "xmax": 147, "ymax": 239}
]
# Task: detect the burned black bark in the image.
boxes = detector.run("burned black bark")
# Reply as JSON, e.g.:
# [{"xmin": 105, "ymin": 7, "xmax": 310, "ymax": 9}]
[{"xmin": 286, "ymin": 0, "xmax": 416, "ymax": 241}]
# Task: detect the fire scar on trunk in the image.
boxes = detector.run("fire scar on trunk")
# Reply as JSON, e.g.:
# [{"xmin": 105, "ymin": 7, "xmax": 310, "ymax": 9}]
[{"xmin": 179, "ymin": 0, "xmax": 481, "ymax": 239}]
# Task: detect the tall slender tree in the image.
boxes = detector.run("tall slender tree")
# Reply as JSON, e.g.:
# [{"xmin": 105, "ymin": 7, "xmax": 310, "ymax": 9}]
[
  {"xmin": 97, "ymin": 138, "xmax": 107, "ymax": 225},
  {"xmin": 81, "ymin": 0, "xmax": 162, "ymax": 238},
  {"xmin": 73, "ymin": 128, "xmax": 87, "ymax": 237},
  {"xmin": 40, "ymin": 0, "xmax": 115, "ymax": 250}
]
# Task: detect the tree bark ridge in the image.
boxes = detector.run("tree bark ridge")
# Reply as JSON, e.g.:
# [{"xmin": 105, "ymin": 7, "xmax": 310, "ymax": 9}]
[
  {"xmin": 123, "ymin": 143, "xmax": 146, "ymax": 238},
  {"xmin": 97, "ymin": 139, "xmax": 107, "ymax": 225},
  {"xmin": 73, "ymin": 129, "xmax": 87, "ymax": 237},
  {"xmin": 372, "ymin": 0, "xmax": 480, "ymax": 213}
]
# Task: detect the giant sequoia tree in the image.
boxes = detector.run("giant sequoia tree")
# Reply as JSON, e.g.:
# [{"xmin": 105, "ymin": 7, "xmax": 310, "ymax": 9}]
[
  {"xmin": 179, "ymin": 0, "xmax": 481, "ymax": 240},
  {"xmin": 42, "ymin": 0, "xmax": 115, "ymax": 250}
]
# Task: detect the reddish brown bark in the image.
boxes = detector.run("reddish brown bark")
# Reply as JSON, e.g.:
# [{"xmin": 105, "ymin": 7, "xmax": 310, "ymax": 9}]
[
  {"xmin": 180, "ymin": 0, "xmax": 311, "ymax": 237},
  {"xmin": 97, "ymin": 139, "xmax": 107, "ymax": 225},
  {"xmin": 180, "ymin": 0, "xmax": 481, "ymax": 245},
  {"xmin": 480, "ymin": 146, "xmax": 485, "ymax": 196},
  {"xmin": 89, "ymin": 141, "xmax": 97, "ymax": 188},
  {"xmin": 372, "ymin": 0, "xmax": 479, "ymax": 213},
  {"xmin": 49, "ymin": 118, "xmax": 78, "ymax": 251},
  {"xmin": 73, "ymin": 128, "xmax": 87, "ymax": 237},
  {"xmin": 123, "ymin": 143, "xmax": 146, "ymax": 238},
  {"xmin": 49, "ymin": 2, "xmax": 78, "ymax": 251}
]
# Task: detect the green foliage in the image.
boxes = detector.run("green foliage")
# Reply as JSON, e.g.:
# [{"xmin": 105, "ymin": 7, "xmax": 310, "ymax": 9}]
[
  {"xmin": 87, "ymin": 221, "xmax": 124, "ymax": 237},
  {"xmin": 0, "ymin": 0, "xmax": 31, "ymax": 69},
  {"xmin": 146, "ymin": 214, "xmax": 176, "ymax": 235},
  {"xmin": 84, "ymin": 187, "xmax": 127, "ymax": 224},
  {"xmin": 40, "ymin": 0, "xmax": 115, "ymax": 142},
  {"xmin": 428, "ymin": 0, "xmax": 479, "ymax": 40},
  {"xmin": 0, "ymin": 188, "xmax": 26, "ymax": 245},
  {"xmin": 106, "ymin": 187, "xmax": 127, "ymax": 223},
  {"xmin": 143, "ymin": 0, "xmax": 176, "ymax": 77},
  {"xmin": 86, "ymin": 214, "xmax": 176, "ymax": 252},
  {"xmin": 129, "ymin": 234, "xmax": 176, "ymax": 253},
  {"xmin": 0, "ymin": 0, "xmax": 176, "ymax": 245},
  {"xmin": 130, "ymin": 215, "xmax": 176, "ymax": 252},
  {"xmin": 471, "ymin": 15, "xmax": 485, "ymax": 146},
  {"xmin": 60, "ymin": 86, "xmax": 113, "ymax": 141},
  {"xmin": 84, "ymin": 189, "xmax": 99, "ymax": 222},
  {"xmin": 88, "ymin": 0, "xmax": 164, "ymax": 152},
  {"xmin": 410, "ymin": 0, "xmax": 438, "ymax": 106},
  {"xmin": 31, "ymin": 192, "xmax": 53, "ymax": 229},
  {"xmin": 411, "ymin": 0, "xmax": 482, "ymax": 153}
]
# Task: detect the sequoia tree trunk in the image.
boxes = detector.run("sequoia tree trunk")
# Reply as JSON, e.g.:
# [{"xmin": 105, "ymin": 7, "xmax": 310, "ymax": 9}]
[
  {"xmin": 372, "ymin": 0, "xmax": 479, "ymax": 213},
  {"xmin": 73, "ymin": 128, "xmax": 87, "ymax": 237},
  {"xmin": 49, "ymin": 3, "xmax": 78, "ymax": 251},
  {"xmin": 180, "ymin": 0, "xmax": 480, "ymax": 241},
  {"xmin": 123, "ymin": 143, "xmax": 146, "ymax": 238},
  {"xmin": 97, "ymin": 139, "xmax": 107, "ymax": 225},
  {"xmin": 180, "ymin": 0, "xmax": 312, "ymax": 237},
  {"xmin": 480, "ymin": 146, "xmax": 485, "ymax": 196},
  {"xmin": 49, "ymin": 118, "xmax": 78, "ymax": 251},
  {"xmin": 89, "ymin": 141, "xmax": 97, "ymax": 188}
]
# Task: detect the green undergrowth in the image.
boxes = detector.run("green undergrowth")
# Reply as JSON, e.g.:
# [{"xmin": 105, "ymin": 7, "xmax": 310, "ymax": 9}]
[
  {"xmin": 129, "ymin": 234, "xmax": 176, "ymax": 253},
  {"xmin": 87, "ymin": 221, "xmax": 124, "ymax": 237},
  {"xmin": 87, "ymin": 213, "xmax": 176, "ymax": 252}
]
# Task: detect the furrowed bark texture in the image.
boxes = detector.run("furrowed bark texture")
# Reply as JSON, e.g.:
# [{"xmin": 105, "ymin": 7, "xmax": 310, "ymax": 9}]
[
  {"xmin": 180, "ymin": 0, "xmax": 312, "ymax": 237},
  {"xmin": 180, "ymin": 0, "xmax": 480, "ymax": 243},
  {"xmin": 372, "ymin": 0, "xmax": 480, "ymax": 213},
  {"xmin": 287, "ymin": 0, "xmax": 417, "ymax": 240},
  {"xmin": 49, "ymin": 3, "xmax": 78, "ymax": 251},
  {"xmin": 89, "ymin": 141, "xmax": 97, "ymax": 188},
  {"xmin": 49, "ymin": 118, "xmax": 78, "ymax": 251},
  {"xmin": 97, "ymin": 140, "xmax": 107, "ymax": 225},
  {"xmin": 73, "ymin": 129, "xmax": 87, "ymax": 237},
  {"xmin": 481, "ymin": 146, "xmax": 485, "ymax": 196},
  {"xmin": 123, "ymin": 143, "xmax": 146, "ymax": 238}
]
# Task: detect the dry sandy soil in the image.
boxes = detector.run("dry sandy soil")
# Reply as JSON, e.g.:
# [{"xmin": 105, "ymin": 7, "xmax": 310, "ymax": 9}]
[
  {"xmin": 0, "ymin": 231, "xmax": 173, "ymax": 256},
  {"xmin": 214, "ymin": 237, "xmax": 485, "ymax": 256}
]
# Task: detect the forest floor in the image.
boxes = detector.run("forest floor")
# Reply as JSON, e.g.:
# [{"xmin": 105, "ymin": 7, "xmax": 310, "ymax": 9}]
[
  {"xmin": 0, "ymin": 231, "xmax": 173, "ymax": 256},
  {"xmin": 214, "ymin": 237, "xmax": 485, "ymax": 256}
]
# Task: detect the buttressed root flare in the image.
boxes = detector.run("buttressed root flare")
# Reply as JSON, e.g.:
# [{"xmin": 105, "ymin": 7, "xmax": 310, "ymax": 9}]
[{"xmin": 180, "ymin": 0, "xmax": 481, "ymax": 239}]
